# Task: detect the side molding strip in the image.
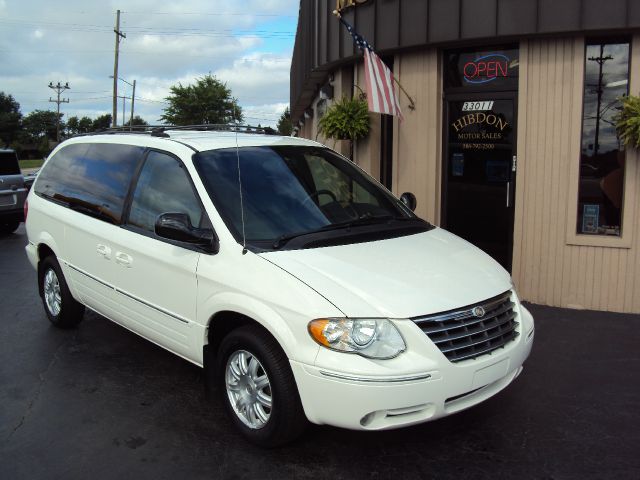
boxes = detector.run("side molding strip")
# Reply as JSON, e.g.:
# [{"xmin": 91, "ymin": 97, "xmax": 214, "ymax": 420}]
[{"xmin": 65, "ymin": 262, "xmax": 190, "ymax": 325}]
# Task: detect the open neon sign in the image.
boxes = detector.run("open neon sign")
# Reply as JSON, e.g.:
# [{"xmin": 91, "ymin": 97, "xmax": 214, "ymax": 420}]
[{"xmin": 463, "ymin": 54, "xmax": 510, "ymax": 84}]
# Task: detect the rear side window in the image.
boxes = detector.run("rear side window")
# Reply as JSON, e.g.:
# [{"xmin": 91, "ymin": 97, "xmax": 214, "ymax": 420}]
[
  {"xmin": 0, "ymin": 150, "xmax": 20, "ymax": 175},
  {"xmin": 35, "ymin": 143, "xmax": 144, "ymax": 224},
  {"xmin": 127, "ymin": 151, "xmax": 204, "ymax": 233}
]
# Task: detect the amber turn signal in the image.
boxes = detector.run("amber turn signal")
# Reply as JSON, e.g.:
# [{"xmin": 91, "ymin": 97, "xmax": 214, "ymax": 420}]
[{"xmin": 308, "ymin": 319, "xmax": 330, "ymax": 346}]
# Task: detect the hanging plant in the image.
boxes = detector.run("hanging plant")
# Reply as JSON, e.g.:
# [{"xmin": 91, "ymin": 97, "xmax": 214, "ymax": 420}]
[
  {"xmin": 318, "ymin": 96, "xmax": 370, "ymax": 142},
  {"xmin": 615, "ymin": 94, "xmax": 640, "ymax": 148}
]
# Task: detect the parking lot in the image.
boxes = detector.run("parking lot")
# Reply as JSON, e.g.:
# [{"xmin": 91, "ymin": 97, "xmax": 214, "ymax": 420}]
[{"xmin": 1, "ymin": 225, "xmax": 639, "ymax": 480}]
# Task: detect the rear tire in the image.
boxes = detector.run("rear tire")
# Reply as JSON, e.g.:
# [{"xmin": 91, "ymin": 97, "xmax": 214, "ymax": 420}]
[
  {"xmin": 0, "ymin": 222, "xmax": 20, "ymax": 234},
  {"xmin": 39, "ymin": 256, "xmax": 85, "ymax": 328},
  {"xmin": 217, "ymin": 325, "xmax": 307, "ymax": 447}
]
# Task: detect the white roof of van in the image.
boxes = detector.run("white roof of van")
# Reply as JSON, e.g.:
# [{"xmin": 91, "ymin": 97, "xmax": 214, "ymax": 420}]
[
  {"xmin": 163, "ymin": 130, "xmax": 322, "ymax": 152},
  {"xmin": 66, "ymin": 130, "xmax": 324, "ymax": 153}
]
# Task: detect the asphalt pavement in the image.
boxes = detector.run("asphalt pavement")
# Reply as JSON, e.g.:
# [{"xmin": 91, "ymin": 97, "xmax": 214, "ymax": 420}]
[{"xmin": 1, "ymin": 225, "xmax": 639, "ymax": 479}]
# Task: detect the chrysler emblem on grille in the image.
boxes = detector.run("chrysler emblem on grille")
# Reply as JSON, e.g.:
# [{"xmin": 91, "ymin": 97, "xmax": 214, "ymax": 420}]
[{"xmin": 472, "ymin": 306, "xmax": 486, "ymax": 318}]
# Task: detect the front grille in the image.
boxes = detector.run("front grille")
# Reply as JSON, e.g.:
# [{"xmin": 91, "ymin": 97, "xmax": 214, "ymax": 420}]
[{"xmin": 412, "ymin": 291, "xmax": 518, "ymax": 363}]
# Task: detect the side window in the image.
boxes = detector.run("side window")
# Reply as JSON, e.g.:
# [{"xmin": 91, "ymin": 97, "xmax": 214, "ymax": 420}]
[
  {"xmin": 127, "ymin": 151, "xmax": 204, "ymax": 234},
  {"xmin": 35, "ymin": 143, "xmax": 144, "ymax": 224}
]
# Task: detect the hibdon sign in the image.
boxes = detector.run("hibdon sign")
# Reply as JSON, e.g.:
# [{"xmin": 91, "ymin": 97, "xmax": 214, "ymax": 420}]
[
  {"xmin": 335, "ymin": 0, "xmax": 371, "ymax": 13},
  {"xmin": 451, "ymin": 111, "xmax": 510, "ymax": 150}
]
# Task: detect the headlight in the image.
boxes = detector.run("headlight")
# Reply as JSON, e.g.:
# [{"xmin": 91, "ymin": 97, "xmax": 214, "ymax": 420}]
[{"xmin": 308, "ymin": 318, "xmax": 406, "ymax": 359}]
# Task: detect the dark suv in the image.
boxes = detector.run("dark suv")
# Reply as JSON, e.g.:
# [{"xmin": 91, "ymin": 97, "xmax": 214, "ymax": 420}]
[{"xmin": 0, "ymin": 149, "xmax": 27, "ymax": 234}]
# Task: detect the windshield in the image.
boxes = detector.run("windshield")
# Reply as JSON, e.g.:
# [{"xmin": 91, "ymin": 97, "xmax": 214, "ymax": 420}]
[{"xmin": 193, "ymin": 146, "xmax": 424, "ymax": 249}]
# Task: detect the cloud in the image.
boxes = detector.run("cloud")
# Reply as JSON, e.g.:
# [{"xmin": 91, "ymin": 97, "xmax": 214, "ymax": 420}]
[
  {"xmin": 0, "ymin": 0, "xmax": 298, "ymax": 127},
  {"xmin": 243, "ymin": 102, "xmax": 289, "ymax": 125}
]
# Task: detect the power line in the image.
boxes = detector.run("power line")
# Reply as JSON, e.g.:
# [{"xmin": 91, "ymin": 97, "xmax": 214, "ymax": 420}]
[
  {"xmin": 0, "ymin": 19, "xmax": 295, "ymax": 37},
  {"xmin": 122, "ymin": 11, "xmax": 297, "ymax": 18}
]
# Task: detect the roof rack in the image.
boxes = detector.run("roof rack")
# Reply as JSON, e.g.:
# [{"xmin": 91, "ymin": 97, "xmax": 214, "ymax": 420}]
[{"xmin": 78, "ymin": 124, "xmax": 276, "ymax": 138}]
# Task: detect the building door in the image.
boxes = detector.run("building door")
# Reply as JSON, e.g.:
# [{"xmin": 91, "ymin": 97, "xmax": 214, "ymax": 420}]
[
  {"xmin": 442, "ymin": 94, "xmax": 517, "ymax": 271},
  {"xmin": 441, "ymin": 46, "xmax": 519, "ymax": 272}
]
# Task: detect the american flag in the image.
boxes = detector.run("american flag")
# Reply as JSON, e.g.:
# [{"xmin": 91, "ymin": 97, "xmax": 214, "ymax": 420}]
[{"xmin": 340, "ymin": 17, "xmax": 403, "ymax": 121}]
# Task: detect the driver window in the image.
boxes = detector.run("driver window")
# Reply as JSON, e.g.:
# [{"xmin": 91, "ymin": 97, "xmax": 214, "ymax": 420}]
[{"xmin": 128, "ymin": 151, "xmax": 203, "ymax": 233}]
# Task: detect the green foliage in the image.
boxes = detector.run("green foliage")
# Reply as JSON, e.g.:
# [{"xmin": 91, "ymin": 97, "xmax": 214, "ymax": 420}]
[
  {"xmin": 92, "ymin": 114, "xmax": 112, "ymax": 131},
  {"xmin": 66, "ymin": 115, "xmax": 80, "ymax": 135},
  {"xmin": 0, "ymin": 92, "xmax": 23, "ymax": 147},
  {"xmin": 318, "ymin": 96, "xmax": 370, "ymax": 141},
  {"xmin": 22, "ymin": 110, "xmax": 61, "ymax": 140},
  {"xmin": 277, "ymin": 106, "xmax": 292, "ymax": 136},
  {"xmin": 160, "ymin": 74, "xmax": 243, "ymax": 125},
  {"xmin": 19, "ymin": 159, "xmax": 44, "ymax": 169},
  {"xmin": 126, "ymin": 115, "xmax": 149, "ymax": 127},
  {"xmin": 66, "ymin": 115, "xmax": 102, "ymax": 136},
  {"xmin": 615, "ymin": 94, "xmax": 640, "ymax": 148},
  {"xmin": 78, "ymin": 116, "xmax": 93, "ymax": 133}
]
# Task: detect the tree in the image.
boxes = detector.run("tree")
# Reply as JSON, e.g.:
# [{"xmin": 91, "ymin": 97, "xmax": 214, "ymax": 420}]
[
  {"xmin": 92, "ymin": 114, "xmax": 112, "ymax": 131},
  {"xmin": 66, "ymin": 116, "xmax": 80, "ymax": 136},
  {"xmin": 0, "ymin": 92, "xmax": 23, "ymax": 147},
  {"xmin": 160, "ymin": 74, "xmax": 243, "ymax": 125},
  {"xmin": 276, "ymin": 106, "xmax": 292, "ymax": 136},
  {"xmin": 23, "ymin": 110, "xmax": 61, "ymax": 141},
  {"xmin": 125, "ymin": 115, "xmax": 149, "ymax": 127},
  {"xmin": 78, "ymin": 116, "xmax": 93, "ymax": 133}
]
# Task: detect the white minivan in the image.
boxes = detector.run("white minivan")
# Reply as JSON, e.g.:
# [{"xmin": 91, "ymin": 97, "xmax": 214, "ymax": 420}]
[{"xmin": 25, "ymin": 127, "xmax": 534, "ymax": 446}]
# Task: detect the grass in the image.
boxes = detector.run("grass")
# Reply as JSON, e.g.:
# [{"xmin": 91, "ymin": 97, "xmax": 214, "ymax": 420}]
[{"xmin": 19, "ymin": 159, "xmax": 44, "ymax": 170}]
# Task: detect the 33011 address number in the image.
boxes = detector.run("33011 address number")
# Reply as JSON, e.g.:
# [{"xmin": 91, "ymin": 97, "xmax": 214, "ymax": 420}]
[{"xmin": 462, "ymin": 101, "xmax": 494, "ymax": 111}]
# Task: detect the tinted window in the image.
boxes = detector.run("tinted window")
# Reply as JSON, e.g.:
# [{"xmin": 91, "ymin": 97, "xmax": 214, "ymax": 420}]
[
  {"xmin": 34, "ymin": 142, "xmax": 144, "ymax": 224},
  {"xmin": 194, "ymin": 146, "xmax": 413, "ymax": 246},
  {"xmin": 0, "ymin": 150, "xmax": 20, "ymax": 175},
  {"xmin": 127, "ymin": 151, "xmax": 204, "ymax": 233},
  {"xmin": 576, "ymin": 41, "xmax": 629, "ymax": 236}
]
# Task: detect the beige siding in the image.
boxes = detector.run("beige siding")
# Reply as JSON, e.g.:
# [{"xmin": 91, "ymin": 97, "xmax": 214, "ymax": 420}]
[
  {"xmin": 393, "ymin": 49, "xmax": 443, "ymax": 224},
  {"xmin": 513, "ymin": 36, "xmax": 640, "ymax": 313}
]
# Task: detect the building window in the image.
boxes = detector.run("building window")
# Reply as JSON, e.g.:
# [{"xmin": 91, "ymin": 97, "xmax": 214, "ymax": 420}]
[{"xmin": 576, "ymin": 41, "xmax": 629, "ymax": 236}]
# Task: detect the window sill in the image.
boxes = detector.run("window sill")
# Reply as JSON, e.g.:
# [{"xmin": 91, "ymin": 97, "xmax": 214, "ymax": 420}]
[{"xmin": 566, "ymin": 233, "xmax": 631, "ymax": 249}]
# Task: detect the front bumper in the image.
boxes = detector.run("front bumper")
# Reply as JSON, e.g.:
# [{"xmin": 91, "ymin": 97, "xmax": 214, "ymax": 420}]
[{"xmin": 291, "ymin": 305, "xmax": 534, "ymax": 430}]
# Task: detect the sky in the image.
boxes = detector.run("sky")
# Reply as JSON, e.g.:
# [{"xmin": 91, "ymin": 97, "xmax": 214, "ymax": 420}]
[{"xmin": 0, "ymin": 0, "xmax": 299, "ymax": 128}]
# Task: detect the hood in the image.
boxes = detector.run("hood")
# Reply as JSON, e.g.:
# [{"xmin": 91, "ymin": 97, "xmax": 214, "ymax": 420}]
[{"xmin": 259, "ymin": 228, "xmax": 511, "ymax": 318}]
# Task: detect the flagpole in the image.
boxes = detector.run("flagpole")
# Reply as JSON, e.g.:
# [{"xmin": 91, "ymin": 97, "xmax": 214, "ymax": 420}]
[
  {"xmin": 333, "ymin": 9, "xmax": 416, "ymax": 111},
  {"xmin": 393, "ymin": 77, "xmax": 416, "ymax": 110}
]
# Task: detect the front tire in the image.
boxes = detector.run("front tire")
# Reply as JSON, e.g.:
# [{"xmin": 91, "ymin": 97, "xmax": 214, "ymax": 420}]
[
  {"xmin": 217, "ymin": 325, "xmax": 307, "ymax": 447},
  {"xmin": 39, "ymin": 256, "xmax": 85, "ymax": 328}
]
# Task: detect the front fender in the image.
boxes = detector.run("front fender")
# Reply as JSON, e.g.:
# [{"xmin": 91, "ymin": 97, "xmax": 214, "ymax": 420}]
[{"xmin": 199, "ymin": 291, "xmax": 320, "ymax": 366}]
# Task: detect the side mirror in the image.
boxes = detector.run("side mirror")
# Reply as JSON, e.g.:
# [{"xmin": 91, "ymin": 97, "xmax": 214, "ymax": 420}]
[
  {"xmin": 400, "ymin": 192, "xmax": 417, "ymax": 211},
  {"xmin": 155, "ymin": 213, "xmax": 219, "ymax": 253}
]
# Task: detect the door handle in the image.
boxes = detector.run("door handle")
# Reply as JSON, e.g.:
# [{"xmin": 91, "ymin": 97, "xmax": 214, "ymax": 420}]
[
  {"xmin": 115, "ymin": 252, "xmax": 133, "ymax": 268},
  {"xmin": 506, "ymin": 181, "xmax": 510, "ymax": 208},
  {"xmin": 96, "ymin": 244, "xmax": 111, "ymax": 259}
]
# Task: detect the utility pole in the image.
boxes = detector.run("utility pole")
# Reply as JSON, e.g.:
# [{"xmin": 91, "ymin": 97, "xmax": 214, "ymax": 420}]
[
  {"xmin": 112, "ymin": 9, "xmax": 126, "ymax": 128},
  {"xmin": 48, "ymin": 81, "xmax": 70, "ymax": 143},
  {"xmin": 130, "ymin": 79, "xmax": 136, "ymax": 129},
  {"xmin": 588, "ymin": 44, "xmax": 613, "ymax": 157}
]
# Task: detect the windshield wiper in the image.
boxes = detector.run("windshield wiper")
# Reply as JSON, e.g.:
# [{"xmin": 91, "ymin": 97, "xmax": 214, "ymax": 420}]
[{"xmin": 272, "ymin": 214, "xmax": 412, "ymax": 249}]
